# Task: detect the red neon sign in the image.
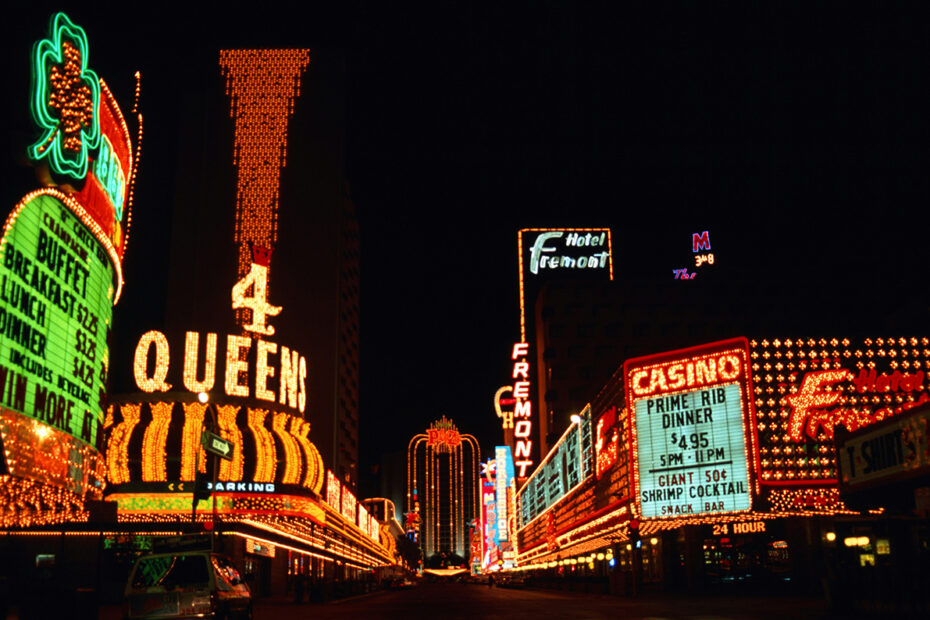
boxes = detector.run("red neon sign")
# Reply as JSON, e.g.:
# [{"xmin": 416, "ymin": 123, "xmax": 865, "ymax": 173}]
[
  {"xmin": 427, "ymin": 427, "xmax": 462, "ymax": 447},
  {"xmin": 595, "ymin": 406, "xmax": 619, "ymax": 479},
  {"xmin": 512, "ymin": 342, "xmax": 533, "ymax": 477}
]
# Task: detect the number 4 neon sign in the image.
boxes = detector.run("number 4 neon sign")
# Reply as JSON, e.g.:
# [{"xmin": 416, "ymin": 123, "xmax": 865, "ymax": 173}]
[{"xmin": 232, "ymin": 249, "xmax": 282, "ymax": 336}]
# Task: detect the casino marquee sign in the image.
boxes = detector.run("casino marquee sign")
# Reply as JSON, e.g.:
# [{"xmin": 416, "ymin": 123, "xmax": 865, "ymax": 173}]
[{"xmin": 1, "ymin": 12, "xmax": 135, "ymax": 524}]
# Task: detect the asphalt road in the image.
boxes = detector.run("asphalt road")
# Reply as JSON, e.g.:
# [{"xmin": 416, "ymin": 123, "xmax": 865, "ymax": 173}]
[{"xmin": 249, "ymin": 582, "xmax": 840, "ymax": 620}]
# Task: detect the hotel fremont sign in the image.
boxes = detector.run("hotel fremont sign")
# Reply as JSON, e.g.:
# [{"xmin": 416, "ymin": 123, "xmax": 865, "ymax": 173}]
[{"xmin": 526, "ymin": 231, "xmax": 610, "ymax": 275}]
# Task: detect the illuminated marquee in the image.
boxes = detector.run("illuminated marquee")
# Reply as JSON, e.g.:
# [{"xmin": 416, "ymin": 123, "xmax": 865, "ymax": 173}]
[
  {"xmin": 0, "ymin": 191, "xmax": 116, "ymax": 447},
  {"xmin": 341, "ymin": 483, "xmax": 357, "ymax": 524},
  {"xmin": 326, "ymin": 470, "xmax": 340, "ymax": 509},
  {"xmin": 750, "ymin": 337, "xmax": 930, "ymax": 486},
  {"xmin": 512, "ymin": 342, "xmax": 534, "ymax": 477},
  {"xmin": 625, "ymin": 338, "xmax": 758, "ymax": 520},
  {"xmin": 516, "ymin": 406, "xmax": 593, "ymax": 528},
  {"xmin": 104, "ymin": 399, "xmax": 324, "ymax": 494}
]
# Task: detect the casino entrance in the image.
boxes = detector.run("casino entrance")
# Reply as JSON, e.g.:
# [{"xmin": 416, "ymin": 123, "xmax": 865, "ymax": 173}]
[{"xmin": 660, "ymin": 519, "xmax": 826, "ymax": 595}]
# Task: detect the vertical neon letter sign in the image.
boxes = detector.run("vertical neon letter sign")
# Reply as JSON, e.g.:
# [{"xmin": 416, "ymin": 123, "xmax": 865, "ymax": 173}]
[{"xmin": 512, "ymin": 342, "xmax": 534, "ymax": 477}]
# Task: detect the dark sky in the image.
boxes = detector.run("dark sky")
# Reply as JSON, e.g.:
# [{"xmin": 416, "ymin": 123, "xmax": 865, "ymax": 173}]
[{"xmin": 4, "ymin": 2, "xmax": 930, "ymax": 485}]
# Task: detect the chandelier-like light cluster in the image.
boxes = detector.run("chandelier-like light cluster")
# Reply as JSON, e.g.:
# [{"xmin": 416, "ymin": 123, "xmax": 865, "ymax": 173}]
[{"xmin": 219, "ymin": 48, "xmax": 311, "ymax": 312}]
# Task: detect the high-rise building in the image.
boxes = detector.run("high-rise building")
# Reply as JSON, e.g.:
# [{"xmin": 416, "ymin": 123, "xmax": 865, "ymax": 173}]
[
  {"xmin": 533, "ymin": 276, "xmax": 746, "ymax": 453},
  {"xmin": 406, "ymin": 417, "xmax": 480, "ymax": 565},
  {"xmin": 110, "ymin": 48, "xmax": 361, "ymax": 490}
]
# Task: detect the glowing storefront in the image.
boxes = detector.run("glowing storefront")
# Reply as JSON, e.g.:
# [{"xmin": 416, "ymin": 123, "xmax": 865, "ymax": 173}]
[
  {"xmin": 100, "ymin": 46, "xmax": 391, "ymax": 593},
  {"xmin": 513, "ymin": 336, "xmax": 930, "ymax": 596}
]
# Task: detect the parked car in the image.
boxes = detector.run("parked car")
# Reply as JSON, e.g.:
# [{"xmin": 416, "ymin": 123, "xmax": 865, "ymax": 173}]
[{"xmin": 124, "ymin": 550, "xmax": 252, "ymax": 619}]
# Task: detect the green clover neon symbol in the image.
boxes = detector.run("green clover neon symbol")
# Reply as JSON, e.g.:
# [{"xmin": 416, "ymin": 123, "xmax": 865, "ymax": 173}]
[{"xmin": 28, "ymin": 12, "xmax": 100, "ymax": 181}]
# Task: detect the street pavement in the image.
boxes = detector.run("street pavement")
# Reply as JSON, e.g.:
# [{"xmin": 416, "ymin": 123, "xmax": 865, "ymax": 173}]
[
  {"xmin": 253, "ymin": 582, "xmax": 841, "ymax": 620},
  {"xmin": 86, "ymin": 581, "xmax": 868, "ymax": 620}
]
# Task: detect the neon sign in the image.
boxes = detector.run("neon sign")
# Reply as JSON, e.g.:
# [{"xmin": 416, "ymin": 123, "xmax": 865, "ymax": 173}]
[
  {"xmin": 673, "ymin": 230, "xmax": 715, "ymax": 280},
  {"xmin": 427, "ymin": 425, "xmax": 462, "ymax": 448},
  {"xmin": 93, "ymin": 135, "xmax": 126, "ymax": 221},
  {"xmin": 132, "ymin": 329, "xmax": 306, "ymax": 413},
  {"xmin": 626, "ymin": 338, "xmax": 757, "ymax": 519},
  {"xmin": 786, "ymin": 368, "xmax": 928, "ymax": 441},
  {"xmin": 231, "ymin": 249, "xmax": 282, "ymax": 337},
  {"xmin": 495, "ymin": 446, "xmax": 514, "ymax": 542},
  {"xmin": 595, "ymin": 406, "xmax": 619, "ymax": 479},
  {"xmin": 326, "ymin": 470, "xmax": 340, "ymax": 509},
  {"xmin": 517, "ymin": 228, "xmax": 612, "ymax": 341},
  {"xmin": 512, "ymin": 342, "xmax": 534, "ymax": 477},
  {"xmin": 0, "ymin": 192, "xmax": 115, "ymax": 446},
  {"xmin": 493, "ymin": 385, "xmax": 515, "ymax": 430},
  {"xmin": 28, "ymin": 13, "xmax": 100, "ymax": 181},
  {"xmin": 527, "ymin": 231, "xmax": 610, "ymax": 275},
  {"xmin": 692, "ymin": 231, "xmax": 711, "ymax": 253},
  {"xmin": 341, "ymin": 483, "xmax": 357, "ymax": 523},
  {"xmin": 750, "ymin": 337, "xmax": 930, "ymax": 485},
  {"xmin": 104, "ymin": 400, "xmax": 324, "ymax": 493},
  {"xmin": 220, "ymin": 48, "xmax": 311, "ymax": 316},
  {"xmin": 481, "ymin": 478, "xmax": 497, "ymax": 566}
]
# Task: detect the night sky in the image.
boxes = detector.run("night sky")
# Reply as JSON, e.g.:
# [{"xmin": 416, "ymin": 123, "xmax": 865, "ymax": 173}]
[{"xmin": 3, "ymin": 2, "xmax": 930, "ymax": 491}]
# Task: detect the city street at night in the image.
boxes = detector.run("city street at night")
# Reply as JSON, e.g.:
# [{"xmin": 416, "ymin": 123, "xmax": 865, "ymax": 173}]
[{"xmin": 3, "ymin": 2, "xmax": 930, "ymax": 618}]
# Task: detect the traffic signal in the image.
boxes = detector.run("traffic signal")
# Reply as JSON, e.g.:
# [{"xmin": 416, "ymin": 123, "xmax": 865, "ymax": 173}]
[
  {"xmin": 629, "ymin": 519, "xmax": 641, "ymax": 549},
  {"xmin": 193, "ymin": 472, "xmax": 211, "ymax": 503},
  {"xmin": 193, "ymin": 456, "xmax": 215, "ymax": 503}
]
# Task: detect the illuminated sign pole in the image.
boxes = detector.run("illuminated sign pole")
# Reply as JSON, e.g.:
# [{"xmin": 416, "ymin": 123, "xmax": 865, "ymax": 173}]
[
  {"xmin": 624, "ymin": 338, "xmax": 759, "ymax": 520},
  {"xmin": 511, "ymin": 228, "xmax": 612, "ymax": 468},
  {"xmin": 512, "ymin": 343, "xmax": 534, "ymax": 478}
]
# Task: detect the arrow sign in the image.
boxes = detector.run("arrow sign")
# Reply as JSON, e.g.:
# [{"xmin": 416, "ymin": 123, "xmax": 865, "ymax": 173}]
[{"xmin": 202, "ymin": 430, "xmax": 234, "ymax": 461}]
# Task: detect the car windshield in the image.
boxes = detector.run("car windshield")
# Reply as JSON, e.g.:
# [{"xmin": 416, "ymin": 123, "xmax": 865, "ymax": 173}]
[{"xmin": 132, "ymin": 554, "xmax": 210, "ymax": 589}]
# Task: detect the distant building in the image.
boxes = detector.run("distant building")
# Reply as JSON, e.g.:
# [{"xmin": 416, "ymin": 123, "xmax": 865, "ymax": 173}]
[
  {"xmin": 406, "ymin": 417, "xmax": 480, "ymax": 565},
  {"xmin": 532, "ymin": 276, "xmax": 745, "ymax": 455}
]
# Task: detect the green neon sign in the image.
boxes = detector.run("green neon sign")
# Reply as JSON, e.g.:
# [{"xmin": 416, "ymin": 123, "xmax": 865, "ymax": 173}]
[
  {"xmin": 95, "ymin": 135, "xmax": 126, "ymax": 221},
  {"xmin": 28, "ymin": 12, "xmax": 101, "ymax": 181},
  {"xmin": 0, "ymin": 193, "xmax": 115, "ymax": 447}
]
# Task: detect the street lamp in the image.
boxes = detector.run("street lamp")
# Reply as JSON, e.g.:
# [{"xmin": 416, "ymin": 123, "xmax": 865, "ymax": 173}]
[
  {"xmin": 570, "ymin": 414, "xmax": 581, "ymax": 425},
  {"xmin": 194, "ymin": 392, "xmax": 234, "ymax": 550}
]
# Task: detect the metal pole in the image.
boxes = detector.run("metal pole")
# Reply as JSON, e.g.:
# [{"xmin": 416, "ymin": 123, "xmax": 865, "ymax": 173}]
[{"xmin": 210, "ymin": 402, "xmax": 218, "ymax": 552}]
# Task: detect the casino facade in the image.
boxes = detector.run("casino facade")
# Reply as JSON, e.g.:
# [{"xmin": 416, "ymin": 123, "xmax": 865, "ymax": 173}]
[
  {"xmin": 1, "ymin": 12, "xmax": 399, "ymax": 609},
  {"xmin": 509, "ymin": 336, "xmax": 930, "ymax": 606}
]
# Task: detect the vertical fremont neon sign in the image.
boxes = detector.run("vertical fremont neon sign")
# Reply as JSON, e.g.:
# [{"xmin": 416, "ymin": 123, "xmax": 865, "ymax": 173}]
[{"xmin": 512, "ymin": 342, "xmax": 533, "ymax": 477}]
